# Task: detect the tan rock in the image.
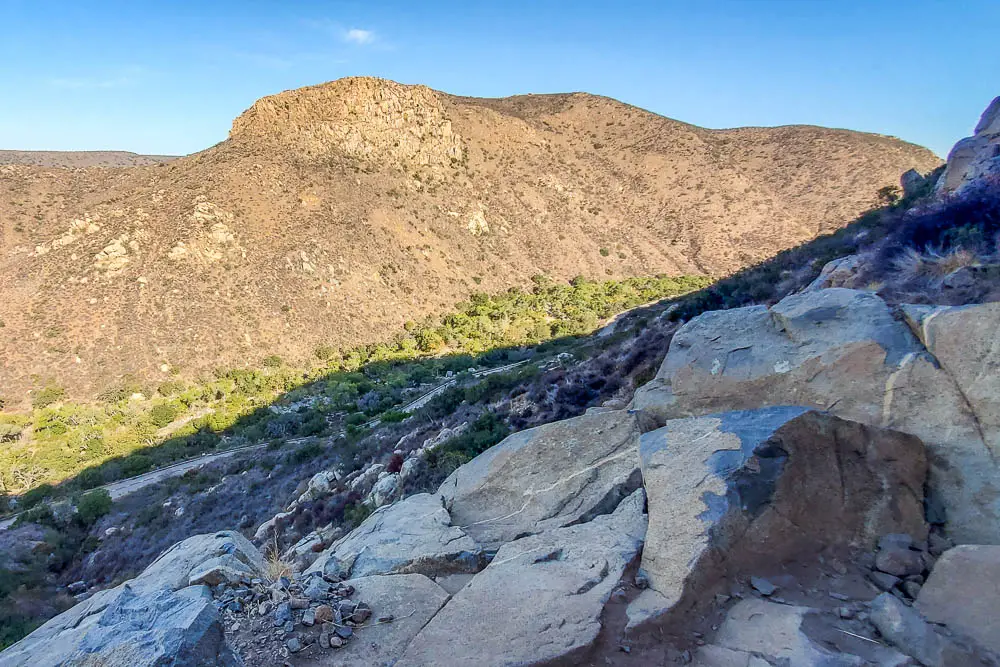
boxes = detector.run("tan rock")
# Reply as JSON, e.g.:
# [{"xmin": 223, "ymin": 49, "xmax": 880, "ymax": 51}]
[
  {"xmin": 397, "ymin": 490, "xmax": 647, "ymax": 667},
  {"xmin": 917, "ymin": 545, "xmax": 1000, "ymax": 654},
  {"xmin": 439, "ymin": 409, "xmax": 641, "ymax": 547},
  {"xmin": 635, "ymin": 408, "xmax": 925, "ymax": 622},
  {"xmin": 633, "ymin": 288, "xmax": 998, "ymax": 543}
]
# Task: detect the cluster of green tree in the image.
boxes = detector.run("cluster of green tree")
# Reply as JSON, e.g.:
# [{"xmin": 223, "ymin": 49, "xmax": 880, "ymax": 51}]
[
  {"xmin": 0, "ymin": 490, "xmax": 112, "ymax": 649},
  {"xmin": 0, "ymin": 274, "xmax": 709, "ymax": 507}
]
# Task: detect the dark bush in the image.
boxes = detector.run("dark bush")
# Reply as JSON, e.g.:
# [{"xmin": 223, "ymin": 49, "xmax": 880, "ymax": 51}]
[
  {"xmin": 878, "ymin": 180, "xmax": 1000, "ymax": 263},
  {"xmin": 76, "ymin": 490, "xmax": 112, "ymax": 527}
]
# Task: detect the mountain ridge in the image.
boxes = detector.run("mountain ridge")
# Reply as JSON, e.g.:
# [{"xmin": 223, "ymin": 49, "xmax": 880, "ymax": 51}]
[{"xmin": 0, "ymin": 77, "xmax": 941, "ymax": 404}]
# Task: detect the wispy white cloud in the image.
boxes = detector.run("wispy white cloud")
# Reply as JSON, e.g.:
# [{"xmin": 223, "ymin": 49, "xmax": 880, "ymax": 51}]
[{"xmin": 343, "ymin": 27, "xmax": 374, "ymax": 45}]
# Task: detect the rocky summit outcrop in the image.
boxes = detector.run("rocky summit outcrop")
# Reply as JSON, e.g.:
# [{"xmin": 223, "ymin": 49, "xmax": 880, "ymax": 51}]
[
  {"xmin": 937, "ymin": 96, "xmax": 1000, "ymax": 192},
  {"xmin": 229, "ymin": 77, "xmax": 465, "ymax": 168},
  {"xmin": 439, "ymin": 409, "xmax": 641, "ymax": 546},
  {"xmin": 632, "ymin": 287, "xmax": 1000, "ymax": 544},
  {"xmin": 0, "ymin": 531, "xmax": 261, "ymax": 667},
  {"xmin": 633, "ymin": 407, "xmax": 926, "ymax": 626}
]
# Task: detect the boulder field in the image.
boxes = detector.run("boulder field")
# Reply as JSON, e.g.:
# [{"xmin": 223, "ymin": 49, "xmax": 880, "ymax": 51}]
[{"xmin": 3, "ymin": 285, "xmax": 999, "ymax": 666}]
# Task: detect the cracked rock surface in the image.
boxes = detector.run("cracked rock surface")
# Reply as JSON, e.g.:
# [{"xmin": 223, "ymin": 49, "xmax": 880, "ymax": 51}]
[
  {"xmin": 632, "ymin": 287, "xmax": 999, "ymax": 543},
  {"xmin": 439, "ymin": 409, "xmax": 642, "ymax": 547},
  {"xmin": 397, "ymin": 489, "xmax": 647, "ymax": 667}
]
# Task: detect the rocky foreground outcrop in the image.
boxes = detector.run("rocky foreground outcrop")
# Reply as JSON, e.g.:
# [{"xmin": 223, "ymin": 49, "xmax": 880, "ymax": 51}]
[
  {"xmin": 633, "ymin": 288, "xmax": 1000, "ymax": 544},
  {"xmin": 937, "ymin": 96, "xmax": 1000, "ymax": 192}
]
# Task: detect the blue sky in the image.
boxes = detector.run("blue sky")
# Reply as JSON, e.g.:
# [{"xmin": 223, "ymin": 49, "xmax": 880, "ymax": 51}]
[{"xmin": 0, "ymin": 0, "xmax": 996, "ymax": 157}]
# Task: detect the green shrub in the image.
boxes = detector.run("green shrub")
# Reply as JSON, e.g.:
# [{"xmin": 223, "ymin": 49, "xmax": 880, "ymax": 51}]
[
  {"xmin": 76, "ymin": 489, "xmax": 112, "ymax": 526},
  {"xmin": 148, "ymin": 404, "xmax": 179, "ymax": 428},
  {"xmin": 343, "ymin": 502, "xmax": 372, "ymax": 528},
  {"xmin": 262, "ymin": 355, "xmax": 284, "ymax": 368},
  {"xmin": 75, "ymin": 467, "xmax": 105, "ymax": 491},
  {"xmin": 32, "ymin": 386, "xmax": 65, "ymax": 409},
  {"xmin": 599, "ymin": 247, "xmax": 610, "ymax": 257},
  {"xmin": 378, "ymin": 409, "xmax": 408, "ymax": 423},
  {"xmin": 290, "ymin": 441, "xmax": 323, "ymax": 464}
]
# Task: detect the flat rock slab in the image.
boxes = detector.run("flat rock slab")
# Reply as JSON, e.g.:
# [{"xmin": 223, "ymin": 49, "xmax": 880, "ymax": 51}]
[
  {"xmin": 917, "ymin": 545, "xmax": 1000, "ymax": 654},
  {"xmin": 326, "ymin": 574, "xmax": 450, "ymax": 667},
  {"xmin": 305, "ymin": 493, "xmax": 481, "ymax": 579},
  {"xmin": 632, "ymin": 287, "xmax": 997, "ymax": 543},
  {"xmin": 638, "ymin": 407, "xmax": 926, "ymax": 622},
  {"xmin": 397, "ymin": 489, "xmax": 647, "ymax": 667},
  {"xmin": 439, "ymin": 409, "xmax": 641, "ymax": 546},
  {"xmin": 711, "ymin": 599, "xmax": 867, "ymax": 666},
  {"xmin": 0, "ymin": 585, "xmax": 239, "ymax": 667}
]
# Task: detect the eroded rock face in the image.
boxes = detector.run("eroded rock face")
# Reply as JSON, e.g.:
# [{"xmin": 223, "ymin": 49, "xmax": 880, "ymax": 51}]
[
  {"xmin": 305, "ymin": 493, "xmax": 482, "ymax": 580},
  {"xmin": 903, "ymin": 302, "xmax": 1000, "ymax": 461},
  {"xmin": 632, "ymin": 288, "xmax": 998, "ymax": 543},
  {"xmin": 635, "ymin": 408, "xmax": 926, "ymax": 623},
  {"xmin": 229, "ymin": 77, "xmax": 465, "ymax": 168},
  {"xmin": 397, "ymin": 490, "xmax": 647, "ymax": 667},
  {"xmin": 937, "ymin": 96, "xmax": 1000, "ymax": 192},
  {"xmin": 439, "ymin": 409, "xmax": 641, "ymax": 546},
  {"xmin": 0, "ymin": 531, "xmax": 262, "ymax": 667}
]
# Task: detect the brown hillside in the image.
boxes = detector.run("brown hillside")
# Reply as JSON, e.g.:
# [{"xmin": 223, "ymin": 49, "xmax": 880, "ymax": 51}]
[
  {"xmin": 0, "ymin": 77, "xmax": 940, "ymax": 404},
  {"xmin": 0, "ymin": 150, "xmax": 176, "ymax": 168}
]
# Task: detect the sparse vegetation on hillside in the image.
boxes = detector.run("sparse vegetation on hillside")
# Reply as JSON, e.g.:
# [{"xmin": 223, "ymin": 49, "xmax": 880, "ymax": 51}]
[
  {"xmin": 0, "ymin": 274, "xmax": 708, "ymax": 505},
  {"xmin": 0, "ymin": 78, "xmax": 940, "ymax": 402}
]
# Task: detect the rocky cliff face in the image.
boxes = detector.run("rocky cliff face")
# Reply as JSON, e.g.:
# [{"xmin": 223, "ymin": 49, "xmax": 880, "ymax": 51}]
[{"xmin": 938, "ymin": 96, "xmax": 1000, "ymax": 192}]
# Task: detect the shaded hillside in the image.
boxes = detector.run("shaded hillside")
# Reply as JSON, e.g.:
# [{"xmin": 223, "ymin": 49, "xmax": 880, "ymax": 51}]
[{"xmin": 0, "ymin": 77, "xmax": 940, "ymax": 403}]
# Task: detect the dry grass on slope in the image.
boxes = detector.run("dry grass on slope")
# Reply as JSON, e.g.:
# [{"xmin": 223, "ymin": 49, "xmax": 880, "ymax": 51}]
[{"xmin": 0, "ymin": 77, "xmax": 940, "ymax": 402}]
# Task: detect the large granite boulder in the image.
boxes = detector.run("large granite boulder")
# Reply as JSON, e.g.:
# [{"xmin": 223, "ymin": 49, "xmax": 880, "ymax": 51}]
[
  {"xmin": 632, "ymin": 288, "xmax": 998, "ymax": 543},
  {"xmin": 903, "ymin": 302, "xmax": 1000, "ymax": 460},
  {"xmin": 0, "ymin": 531, "xmax": 262, "ymax": 666},
  {"xmin": 332, "ymin": 574, "xmax": 450, "ymax": 667},
  {"xmin": 634, "ymin": 407, "xmax": 926, "ymax": 623},
  {"xmin": 439, "ymin": 409, "xmax": 641, "ymax": 546},
  {"xmin": 305, "ymin": 493, "xmax": 482, "ymax": 579},
  {"xmin": 937, "ymin": 96, "xmax": 1000, "ymax": 193},
  {"xmin": 917, "ymin": 545, "xmax": 1000, "ymax": 655},
  {"xmin": 397, "ymin": 489, "xmax": 647, "ymax": 667}
]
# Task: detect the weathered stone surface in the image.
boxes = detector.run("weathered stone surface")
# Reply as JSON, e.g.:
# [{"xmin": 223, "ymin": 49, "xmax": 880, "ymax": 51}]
[
  {"xmin": 305, "ymin": 493, "xmax": 481, "ymax": 579},
  {"xmin": 804, "ymin": 254, "xmax": 862, "ymax": 291},
  {"xmin": 365, "ymin": 471, "xmax": 401, "ymax": 508},
  {"xmin": 187, "ymin": 553, "xmax": 256, "ymax": 587},
  {"xmin": 398, "ymin": 489, "xmax": 647, "ymax": 667},
  {"xmin": 0, "ymin": 531, "xmax": 263, "ymax": 666},
  {"xmin": 637, "ymin": 407, "xmax": 926, "ymax": 621},
  {"xmin": 937, "ymin": 96, "xmax": 1000, "ymax": 192},
  {"xmin": 712, "ymin": 599, "xmax": 866, "ymax": 666},
  {"xmin": 917, "ymin": 545, "xmax": 1000, "ymax": 654},
  {"xmin": 902, "ymin": 302, "xmax": 1000, "ymax": 461},
  {"xmin": 140, "ymin": 530, "xmax": 265, "ymax": 591},
  {"xmin": 439, "ymin": 409, "xmax": 641, "ymax": 546},
  {"xmin": 870, "ymin": 592, "xmax": 985, "ymax": 667},
  {"xmin": 632, "ymin": 288, "xmax": 997, "ymax": 543},
  {"xmin": 330, "ymin": 574, "xmax": 449, "ymax": 667},
  {"xmin": 0, "ymin": 585, "xmax": 239, "ymax": 667}
]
